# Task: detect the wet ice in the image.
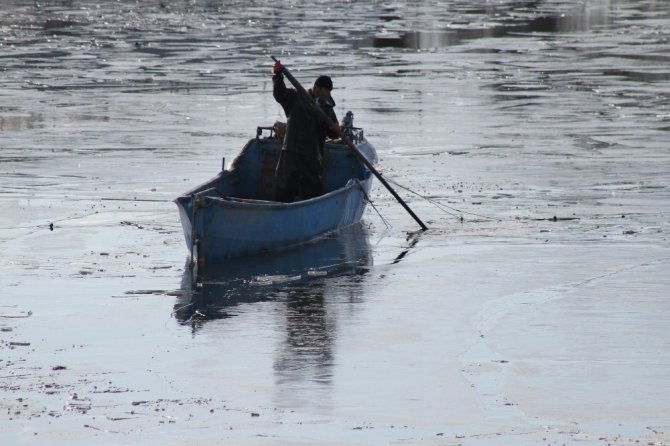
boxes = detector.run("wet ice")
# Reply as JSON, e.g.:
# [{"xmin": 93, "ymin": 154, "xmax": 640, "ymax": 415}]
[{"xmin": 1, "ymin": 1, "xmax": 669, "ymax": 445}]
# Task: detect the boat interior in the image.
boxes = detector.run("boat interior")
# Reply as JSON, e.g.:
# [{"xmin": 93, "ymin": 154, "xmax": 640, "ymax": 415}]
[{"xmin": 191, "ymin": 126, "xmax": 370, "ymax": 203}]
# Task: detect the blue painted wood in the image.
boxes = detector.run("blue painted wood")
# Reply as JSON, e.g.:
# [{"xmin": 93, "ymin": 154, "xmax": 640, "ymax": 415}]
[{"xmin": 175, "ymin": 127, "xmax": 377, "ymax": 263}]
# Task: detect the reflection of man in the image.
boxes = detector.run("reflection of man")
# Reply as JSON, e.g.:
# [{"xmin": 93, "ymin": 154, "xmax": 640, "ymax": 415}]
[
  {"xmin": 272, "ymin": 60, "xmax": 340, "ymax": 202},
  {"xmin": 275, "ymin": 289, "xmax": 334, "ymax": 389}
]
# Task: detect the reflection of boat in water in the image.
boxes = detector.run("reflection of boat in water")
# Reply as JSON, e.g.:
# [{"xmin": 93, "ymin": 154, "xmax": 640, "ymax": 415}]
[
  {"xmin": 174, "ymin": 223, "xmax": 375, "ymax": 403},
  {"xmin": 174, "ymin": 223, "xmax": 372, "ymax": 329}
]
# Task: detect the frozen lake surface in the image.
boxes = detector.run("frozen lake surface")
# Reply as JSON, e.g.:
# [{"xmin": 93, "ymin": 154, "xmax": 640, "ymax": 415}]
[{"xmin": 1, "ymin": 1, "xmax": 669, "ymax": 444}]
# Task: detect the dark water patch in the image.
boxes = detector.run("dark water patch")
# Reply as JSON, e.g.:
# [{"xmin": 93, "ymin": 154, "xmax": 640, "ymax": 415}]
[
  {"xmin": 573, "ymin": 136, "xmax": 616, "ymax": 152},
  {"xmin": 132, "ymin": 44, "xmax": 179, "ymax": 58},
  {"xmin": 43, "ymin": 19, "xmax": 81, "ymax": 30},
  {"xmin": 463, "ymin": 47, "xmax": 526, "ymax": 55},
  {"xmin": 23, "ymin": 76, "xmax": 205, "ymax": 94},
  {"xmin": 594, "ymin": 52, "xmax": 670, "ymax": 64},
  {"xmin": 364, "ymin": 106, "xmax": 405, "ymax": 114},
  {"xmin": 373, "ymin": 10, "xmax": 612, "ymax": 49},
  {"xmin": 601, "ymin": 69, "xmax": 670, "ymax": 83},
  {"xmin": 0, "ymin": 50, "xmax": 71, "ymax": 60},
  {"xmin": 491, "ymin": 83, "xmax": 551, "ymax": 92},
  {"xmin": 0, "ymin": 157, "xmax": 47, "ymax": 163}
]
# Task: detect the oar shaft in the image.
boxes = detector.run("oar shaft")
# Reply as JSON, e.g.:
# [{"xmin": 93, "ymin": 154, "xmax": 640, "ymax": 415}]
[{"xmin": 271, "ymin": 56, "xmax": 427, "ymax": 231}]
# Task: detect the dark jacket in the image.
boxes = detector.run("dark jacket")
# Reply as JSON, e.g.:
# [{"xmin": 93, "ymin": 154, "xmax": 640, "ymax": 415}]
[{"xmin": 272, "ymin": 73, "xmax": 338, "ymax": 162}]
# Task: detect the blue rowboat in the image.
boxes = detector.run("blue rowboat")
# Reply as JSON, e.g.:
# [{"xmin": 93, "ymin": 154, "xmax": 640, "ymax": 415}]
[{"xmin": 175, "ymin": 125, "xmax": 377, "ymax": 264}]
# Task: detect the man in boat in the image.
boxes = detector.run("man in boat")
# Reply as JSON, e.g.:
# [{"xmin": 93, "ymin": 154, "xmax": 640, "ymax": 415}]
[{"xmin": 272, "ymin": 60, "xmax": 340, "ymax": 202}]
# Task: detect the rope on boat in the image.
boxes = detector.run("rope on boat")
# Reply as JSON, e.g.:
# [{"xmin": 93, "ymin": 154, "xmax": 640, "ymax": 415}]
[
  {"xmin": 384, "ymin": 177, "xmax": 498, "ymax": 222},
  {"xmin": 360, "ymin": 182, "xmax": 391, "ymax": 229}
]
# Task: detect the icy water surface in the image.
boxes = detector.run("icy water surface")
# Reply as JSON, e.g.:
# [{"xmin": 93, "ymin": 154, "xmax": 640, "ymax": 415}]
[{"xmin": 1, "ymin": 1, "xmax": 669, "ymax": 445}]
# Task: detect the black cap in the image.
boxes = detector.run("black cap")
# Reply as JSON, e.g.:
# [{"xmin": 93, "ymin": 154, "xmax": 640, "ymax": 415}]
[{"xmin": 315, "ymin": 75, "xmax": 333, "ymax": 90}]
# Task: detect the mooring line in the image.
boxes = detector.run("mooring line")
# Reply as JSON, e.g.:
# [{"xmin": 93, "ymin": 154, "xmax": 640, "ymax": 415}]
[
  {"xmin": 384, "ymin": 177, "xmax": 498, "ymax": 221},
  {"xmin": 361, "ymin": 186, "xmax": 392, "ymax": 229}
]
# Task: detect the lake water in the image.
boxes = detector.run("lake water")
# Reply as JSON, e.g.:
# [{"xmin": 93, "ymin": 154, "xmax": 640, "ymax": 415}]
[{"xmin": 1, "ymin": 1, "xmax": 669, "ymax": 445}]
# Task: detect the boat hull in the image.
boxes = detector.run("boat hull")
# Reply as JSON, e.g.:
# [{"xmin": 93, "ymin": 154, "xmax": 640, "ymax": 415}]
[{"xmin": 175, "ymin": 128, "xmax": 376, "ymax": 263}]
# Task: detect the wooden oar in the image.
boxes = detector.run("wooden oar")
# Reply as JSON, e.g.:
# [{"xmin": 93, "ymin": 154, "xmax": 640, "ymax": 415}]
[{"xmin": 270, "ymin": 56, "xmax": 428, "ymax": 231}]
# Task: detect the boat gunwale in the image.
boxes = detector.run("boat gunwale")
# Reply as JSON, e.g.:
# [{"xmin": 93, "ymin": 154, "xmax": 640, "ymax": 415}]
[{"xmin": 187, "ymin": 177, "xmax": 369, "ymax": 210}]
